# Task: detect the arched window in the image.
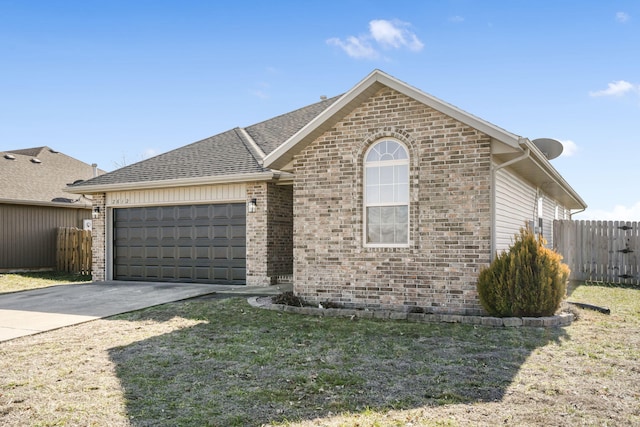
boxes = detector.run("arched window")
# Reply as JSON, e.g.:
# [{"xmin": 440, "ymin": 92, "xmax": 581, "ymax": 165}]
[{"xmin": 364, "ymin": 140, "xmax": 409, "ymax": 246}]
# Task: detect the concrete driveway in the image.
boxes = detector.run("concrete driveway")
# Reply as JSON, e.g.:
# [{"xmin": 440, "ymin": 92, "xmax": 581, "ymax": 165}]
[{"xmin": 0, "ymin": 281, "xmax": 289, "ymax": 342}]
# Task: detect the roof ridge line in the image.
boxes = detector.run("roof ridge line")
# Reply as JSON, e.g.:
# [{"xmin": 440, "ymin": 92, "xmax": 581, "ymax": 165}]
[{"xmin": 236, "ymin": 127, "xmax": 266, "ymax": 164}]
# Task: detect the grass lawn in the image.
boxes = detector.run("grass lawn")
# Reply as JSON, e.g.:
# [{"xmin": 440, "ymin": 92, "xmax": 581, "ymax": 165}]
[
  {"xmin": 0, "ymin": 271, "xmax": 91, "ymax": 294},
  {"xmin": 0, "ymin": 281, "xmax": 638, "ymax": 426}
]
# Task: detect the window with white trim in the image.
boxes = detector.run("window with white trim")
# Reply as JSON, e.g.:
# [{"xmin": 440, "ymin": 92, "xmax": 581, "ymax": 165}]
[{"xmin": 364, "ymin": 140, "xmax": 409, "ymax": 246}]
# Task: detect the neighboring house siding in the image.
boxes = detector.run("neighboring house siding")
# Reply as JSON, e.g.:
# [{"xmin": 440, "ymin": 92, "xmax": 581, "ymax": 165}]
[
  {"xmin": 292, "ymin": 87, "xmax": 492, "ymax": 315},
  {"xmin": 494, "ymin": 167, "xmax": 537, "ymax": 253},
  {"xmin": 0, "ymin": 203, "xmax": 90, "ymax": 271}
]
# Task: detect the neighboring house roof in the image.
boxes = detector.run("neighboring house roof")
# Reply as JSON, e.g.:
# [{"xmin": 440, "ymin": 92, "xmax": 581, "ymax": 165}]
[
  {"xmin": 67, "ymin": 95, "xmax": 340, "ymax": 192},
  {"xmin": 1, "ymin": 146, "xmax": 103, "ymax": 208},
  {"xmin": 66, "ymin": 69, "xmax": 586, "ymax": 210}
]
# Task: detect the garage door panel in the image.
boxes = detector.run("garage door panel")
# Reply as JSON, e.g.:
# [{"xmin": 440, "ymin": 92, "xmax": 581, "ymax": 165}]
[
  {"xmin": 176, "ymin": 206, "xmax": 192, "ymax": 219},
  {"xmin": 194, "ymin": 247, "xmax": 209, "ymax": 259},
  {"xmin": 177, "ymin": 226, "xmax": 193, "ymax": 239},
  {"xmin": 232, "ymin": 267, "xmax": 246, "ymax": 280},
  {"xmin": 145, "ymin": 247, "xmax": 159, "ymax": 259},
  {"xmin": 114, "ymin": 203, "xmax": 246, "ymax": 284},
  {"xmin": 161, "ymin": 227, "xmax": 176, "ymax": 239},
  {"xmin": 231, "ymin": 246, "xmax": 246, "ymax": 259},
  {"xmin": 231, "ymin": 225, "xmax": 246, "ymax": 239},
  {"xmin": 194, "ymin": 225, "xmax": 210, "ymax": 239},
  {"xmin": 194, "ymin": 205, "xmax": 210, "ymax": 219},
  {"xmin": 178, "ymin": 247, "xmax": 192, "ymax": 259},
  {"xmin": 231, "ymin": 203, "xmax": 246, "ymax": 217},
  {"xmin": 212, "ymin": 204, "xmax": 230, "ymax": 218},
  {"xmin": 145, "ymin": 228, "xmax": 160, "ymax": 240}
]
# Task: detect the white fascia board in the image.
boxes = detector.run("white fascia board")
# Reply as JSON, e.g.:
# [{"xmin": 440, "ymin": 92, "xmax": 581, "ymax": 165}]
[
  {"xmin": 64, "ymin": 171, "xmax": 278, "ymax": 194},
  {"xmin": 264, "ymin": 69, "xmax": 522, "ymax": 169},
  {"xmin": 264, "ymin": 70, "xmax": 390, "ymax": 169},
  {"xmin": 520, "ymin": 139, "xmax": 587, "ymax": 209},
  {"xmin": 376, "ymin": 72, "xmax": 522, "ymax": 149},
  {"xmin": 237, "ymin": 127, "xmax": 266, "ymax": 161}
]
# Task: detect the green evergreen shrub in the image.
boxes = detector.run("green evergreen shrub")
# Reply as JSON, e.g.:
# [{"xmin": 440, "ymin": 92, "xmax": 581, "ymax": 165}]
[{"xmin": 477, "ymin": 227, "xmax": 570, "ymax": 317}]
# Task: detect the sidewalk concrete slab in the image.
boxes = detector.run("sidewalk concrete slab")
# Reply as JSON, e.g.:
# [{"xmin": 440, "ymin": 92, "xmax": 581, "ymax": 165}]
[{"xmin": 0, "ymin": 281, "xmax": 289, "ymax": 342}]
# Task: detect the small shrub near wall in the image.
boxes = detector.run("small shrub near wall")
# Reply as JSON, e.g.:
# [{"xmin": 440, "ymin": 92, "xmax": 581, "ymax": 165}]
[{"xmin": 477, "ymin": 228, "xmax": 570, "ymax": 317}]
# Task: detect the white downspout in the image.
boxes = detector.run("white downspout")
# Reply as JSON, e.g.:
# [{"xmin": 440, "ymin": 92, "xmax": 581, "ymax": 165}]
[
  {"xmin": 490, "ymin": 146, "xmax": 531, "ymax": 259},
  {"xmin": 569, "ymin": 207, "xmax": 587, "ymax": 219}
]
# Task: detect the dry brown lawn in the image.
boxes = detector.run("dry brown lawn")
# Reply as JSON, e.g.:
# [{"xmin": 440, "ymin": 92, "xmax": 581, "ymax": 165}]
[
  {"xmin": 0, "ymin": 282, "xmax": 638, "ymax": 426},
  {"xmin": 0, "ymin": 272, "xmax": 91, "ymax": 294}
]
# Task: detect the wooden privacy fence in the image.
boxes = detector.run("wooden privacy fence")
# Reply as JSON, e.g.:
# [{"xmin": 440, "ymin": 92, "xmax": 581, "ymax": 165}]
[
  {"xmin": 56, "ymin": 227, "xmax": 92, "ymax": 275},
  {"xmin": 554, "ymin": 220, "xmax": 639, "ymax": 285}
]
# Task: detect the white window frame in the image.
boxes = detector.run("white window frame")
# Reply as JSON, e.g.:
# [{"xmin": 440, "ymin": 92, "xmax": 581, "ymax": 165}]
[{"xmin": 363, "ymin": 139, "xmax": 410, "ymax": 248}]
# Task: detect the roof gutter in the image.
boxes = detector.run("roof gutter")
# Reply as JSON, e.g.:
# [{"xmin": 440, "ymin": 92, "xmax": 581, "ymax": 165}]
[
  {"xmin": 64, "ymin": 171, "xmax": 283, "ymax": 194},
  {"xmin": 492, "ymin": 141, "xmax": 532, "ymax": 173},
  {"xmin": 522, "ymin": 140, "xmax": 587, "ymax": 209},
  {"xmin": 570, "ymin": 207, "xmax": 587, "ymax": 219}
]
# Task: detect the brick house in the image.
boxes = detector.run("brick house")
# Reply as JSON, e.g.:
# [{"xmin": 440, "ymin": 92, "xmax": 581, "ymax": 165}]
[{"xmin": 67, "ymin": 70, "xmax": 586, "ymax": 315}]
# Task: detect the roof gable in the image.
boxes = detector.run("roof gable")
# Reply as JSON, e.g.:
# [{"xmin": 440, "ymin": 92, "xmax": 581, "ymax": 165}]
[{"xmin": 263, "ymin": 69, "xmax": 522, "ymax": 170}]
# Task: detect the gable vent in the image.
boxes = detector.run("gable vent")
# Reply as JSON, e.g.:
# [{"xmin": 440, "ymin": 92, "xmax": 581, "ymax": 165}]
[
  {"xmin": 31, "ymin": 158, "xmax": 42, "ymax": 164},
  {"xmin": 4, "ymin": 154, "xmax": 16, "ymax": 160}
]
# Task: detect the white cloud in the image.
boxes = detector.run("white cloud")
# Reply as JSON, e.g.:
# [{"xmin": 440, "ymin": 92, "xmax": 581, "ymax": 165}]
[
  {"xmin": 616, "ymin": 12, "xmax": 630, "ymax": 23},
  {"xmin": 559, "ymin": 139, "xmax": 578, "ymax": 157},
  {"xmin": 449, "ymin": 16, "xmax": 465, "ymax": 23},
  {"xmin": 327, "ymin": 19, "xmax": 423, "ymax": 59},
  {"xmin": 327, "ymin": 36, "xmax": 378, "ymax": 59},
  {"xmin": 589, "ymin": 80, "xmax": 639, "ymax": 97},
  {"xmin": 369, "ymin": 19, "xmax": 424, "ymax": 51},
  {"xmin": 576, "ymin": 201, "xmax": 640, "ymax": 221}
]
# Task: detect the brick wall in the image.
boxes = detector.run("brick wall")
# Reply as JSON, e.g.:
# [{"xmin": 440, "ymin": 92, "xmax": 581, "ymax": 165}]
[
  {"xmin": 292, "ymin": 88, "xmax": 492, "ymax": 315},
  {"xmin": 91, "ymin": 193, "xmax": 106, "ymax": 281},
  {"xmin": 246, "ymin": 182, "xmax": 293, "ymax": 285}
]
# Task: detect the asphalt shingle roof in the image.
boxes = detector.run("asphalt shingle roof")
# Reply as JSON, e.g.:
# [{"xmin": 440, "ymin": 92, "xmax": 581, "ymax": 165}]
[
  {"xmin": 0, "ymin": 147, "xmax": 101, "ymax": 206},
  {"xmin": 69, "ymin": 95, "xmax": 340, "ymax": 190},
  {"xmin": 246, "ymin": 95, "xmax": 340, "ymax": 155}
]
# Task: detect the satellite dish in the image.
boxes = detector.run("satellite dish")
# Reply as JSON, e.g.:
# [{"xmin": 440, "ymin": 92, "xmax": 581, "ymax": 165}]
[{"xmin": 532, "ymin": 138, "xmax": 563, "ymax": 160}]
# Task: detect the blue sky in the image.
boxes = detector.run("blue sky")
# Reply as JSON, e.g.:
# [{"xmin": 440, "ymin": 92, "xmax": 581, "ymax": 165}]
[{"xmin": 1, "ymin": 1, "xmax": 638, "ymax": 220}]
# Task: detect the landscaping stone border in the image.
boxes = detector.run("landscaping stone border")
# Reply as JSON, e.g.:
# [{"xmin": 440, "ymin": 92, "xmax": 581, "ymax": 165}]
[{"xmin": 248, "ymin": 297, "xmax": 574, "ymax": 328}]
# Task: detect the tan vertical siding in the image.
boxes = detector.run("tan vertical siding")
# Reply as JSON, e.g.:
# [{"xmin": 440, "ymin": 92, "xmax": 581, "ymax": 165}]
[
  {"xmin": 0, "ymin": 204, "xmax": 90, "ymax": 270},
  {"xmin": 106, "ymin": 183, "xmax": 246, "ymax": 207},
  {"xmin": 494, "ymin": 167, "xmax": 537, "ymax": 252},
  {"xmin": 495, "ymin": 167, "xmax": 570, "ymax": 252},
  {"xmin": 540, "ymin": 195, "xmax": 556, "ymax": 246}
]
